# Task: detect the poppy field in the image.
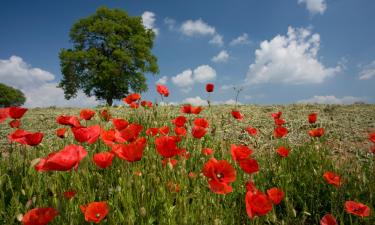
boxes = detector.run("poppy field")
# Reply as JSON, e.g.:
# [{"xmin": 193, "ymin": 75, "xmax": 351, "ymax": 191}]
[{"xmin": 0, "ymin": 86, "xmax": 374, "ymax": 225}]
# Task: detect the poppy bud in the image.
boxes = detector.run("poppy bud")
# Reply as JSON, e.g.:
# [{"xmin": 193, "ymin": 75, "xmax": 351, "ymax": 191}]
[{"xmin": 206, "ymin": 83, "xmax": 214, "ymax": 92}]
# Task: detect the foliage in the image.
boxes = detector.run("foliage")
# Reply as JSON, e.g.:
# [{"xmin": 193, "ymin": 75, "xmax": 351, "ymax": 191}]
[
  {"xmin": 0, "ymin": 83, "xmax": 26, "ymax": 107},
  {"xmin": 58, "ymin": 7, "xmax": 159, "ymax": 106}
]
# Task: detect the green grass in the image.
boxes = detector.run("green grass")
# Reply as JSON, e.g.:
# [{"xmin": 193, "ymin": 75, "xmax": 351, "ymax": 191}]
[{"xmin": 0, "ymin": 104, "xmax": 374, "ymax": 224}]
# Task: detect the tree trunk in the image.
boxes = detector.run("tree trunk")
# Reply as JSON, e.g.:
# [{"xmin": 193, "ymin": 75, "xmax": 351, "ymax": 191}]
[{"xmin": 106, "ymin": 98, "xmax": 113, "ymax": 106}]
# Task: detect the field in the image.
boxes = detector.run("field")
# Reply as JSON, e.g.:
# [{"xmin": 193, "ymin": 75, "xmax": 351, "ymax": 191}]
[{"xmin": 0, "ymin": 104, "xmax": 374, "ymax": 224}]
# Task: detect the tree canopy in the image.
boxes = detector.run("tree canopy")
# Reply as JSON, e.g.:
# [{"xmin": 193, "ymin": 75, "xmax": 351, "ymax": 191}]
[
  {"xmin": 58, "ymin": 7, "xmax": 159, "ymax": 106},
  {"xmin": 0, "ymin": 83, "xmax": 26, "ymax": 107}
]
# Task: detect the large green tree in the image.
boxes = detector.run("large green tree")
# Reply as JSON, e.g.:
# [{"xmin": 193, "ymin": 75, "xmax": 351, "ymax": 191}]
[
  {"xmin": 58, "ymin": 7, "xmax": 159, "ymax": 106},
  {"xmin": 0, "ymin": 83, "xmax": 26, "ymax": 107}
]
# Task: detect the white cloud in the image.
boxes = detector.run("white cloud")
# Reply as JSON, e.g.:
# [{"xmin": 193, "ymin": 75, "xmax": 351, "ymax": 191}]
[
  {"xmin": 212, "ymin": 50, "xmax": 229, "ymax": 63},
  {"xmin": 182, "ymin": 96, "xmax": 240, "ymax": 106},
  {"xmin": 180, "ymin": 19, "xmax": 224, "ymax": 46},
  {"xmin": 230, "ymin": 33, "xmax": 251, "ymax": 46},
  {"xmin": 220, "ymin": 84, "xmax": 235, "ymax": 90},
  {"xmin": 298, "ymin": 0, "xmax": 327, "ymax": 15},
  {"xmin": 142, "ymin": 11, "xmax": 159, "ymax": 35},
  {"xmin": 171, "ymin": 70, "xmax": 194, "ymax": 87},
  {"xmin": 164, "ymin": 17, "xmax": 176, "ymax": 30},
  {"xmin": 246, "ymin": 27, "xmax": 341, "ymax": 85},
  {"xmin": 193, "ymin": 65, "xmax": 217, "ymax": 82},
  {"xmin": 156, "ymin": 75, "xmax": 168, "ymax": 84},
  {"xmin": 298, "ymin": 95, "xmax": 365, "ymax": 104},
  {"xmin": 171, "ymin": 65, "xmax": 216, "ymax": 88},
  {"xmin": 359, "ymin": 60, "xmax": 375, "ymax": 80},
  {"xmin": 0, "ymin": 55, "xmax": 99, "ymax": 108},
  {"xmin": 180, "ymin": 19, "xmax": 215, "ymax": 36},
  {"xmin": 209, "ymin": 34, "xmax": 224, "ymax": 47}
]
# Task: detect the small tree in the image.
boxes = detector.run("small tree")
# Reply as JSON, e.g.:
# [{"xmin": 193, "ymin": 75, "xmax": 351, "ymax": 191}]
[
  {"xmin": 0, "ymin": 83, "xmax": 26, "ymax": 107},
  {"xmin": 58, "ymin": 7, "xmax": 159, "ymax": 106}
]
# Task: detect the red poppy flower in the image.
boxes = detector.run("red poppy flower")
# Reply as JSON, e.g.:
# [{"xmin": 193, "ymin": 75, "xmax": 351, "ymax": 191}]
[
  {"xmin": 35, "ymin": 145, "xmax": 87, "ymax": 172},
  {"xmin": 308, "ymin": 112, "xmax": 318, "ymax": 124},
  {"xmin": 245, "ymin": 181, "xmax": 259, "ymax": 193},
  {"xmin": 159, "ymin": 126, "xmax": 170, "ymax": 135},
  {"xmin": 166, "ymin": 181, "xmax": 181, "ymax": 193},
  {"xmin": 274, "ymin": 118, "xmax": 285, "ymax": 126},
  {"xmin": 202, "ymin": 158, "xmax": 236, "ymax": 194},
  {"xmin": 93, "ymin": 152, "xmax": 115, "ymax": 169},
  {"xmin": 155, "ymin": 136, "xmax": 180, "ymax": 158},
  {"xmin": 156, "ymin": 84, "xmax": 169, "ymax": 97},
  {"xmin": 188, "ymin": 171, "xmax": 197, "ymax": 178},
  {"xmin": 206, "ymin": 83, "xmax": 214, "ymax": 92},
  {"xmin": 369, "ymin": 132, "xmax": 375, "ymax": 143},
  {"xmin": 245, "ymin": 191, "xmax": 273, "ymax": 219},
  {"xmin": 0, "ymin": 107, "xmax": 9, "ymax": 123},
  {"xmin": 239, "ymin": 158, "xmax": 259, "ymax": 174},
  {"xmin": 230, "ymin": 144, "xmax": 253, "ymax": 162},
  {"xmin": 274, "ymin": 126, "xmax": 288, "ymax": 138},
  {"xmin": 172, "ymin": 116, "xmax": 187, "ymax": 127},
  {"xmin": 56, "ymin": 115, "xmax": 81, "ymax": 128},
  {"xmin": 320, "ymin": 214, "xmax": 337, "ymax": 225},
  {"xmin": 141, "ymin": 100, "xmax": 153, "ymax": 108},
  {"xmin": 80, "ymin": 109, "xmax": 95, "ymax": 120},
  {"xmin": 146, "ymin": 127, "xmax": 159, "ymax": 136},
  {"xmin": 129, "ymin": 102, "xmax": 139, "ymax": 108},
  {"xmin": 231, "ymin": 110, "xmax": 244, "ymax": 120},
  {"xmin": 117, "ymin": 123, "xmax": 143, "ymax": 142},
  {"xmin": 99, "ymin": 109, "xmax": 111, "ymax": 121},
  {"xmin": 162, "ymin": 158, "xmax": 178, "ymax": 168},
  {"xmin": 56, "ymin": 128, "xmax": 67, "ymax": 138},
  {"xmin": 174, "ymin": 126, "xmax": 187, "ymax": 136},
  {"xmin": 8, "ymin": 106, "xmax": 27, "ymax": 119},
  {"xmin": 123, "ymin": 93, "xmax": 141, "ymax": 104},
  {"xmin": 180, "ymin": 104, "xmax": 192, "ymax": 114},
  {"xmin": 100, "ymin": 129, "xmax": 116, "ymax": 146},
  {"xmin": 63, "ymin": 190, "xmax": 76, "ymax": 200},
  {"xmin": 309, "ymin": 128, "xmax": 325, "ymax": 138},
  {"xmin": 112, "ymin": 137, "xmax": 146, "ymax": 162},
  {"xmin": 192, "ymin": 126, "xmax": 207, "ymax": 139},
  {"xmin": 344, "ymin": 201, "xmax": 370, "ymax": 217},
  {"xmin": 271, "ymin": 111, "xmax": 282, "ymax": 119},
  {"xmin": 266, "ymin": 187, "xmax": 284, "ymax": 205},
  {"xmin": 323, "ymin": 171, "xmax": 342, "ymax": 187},
  {"xmin": 22, "ymin": 207, "xmax": 58, "ymax": 225},
  {"xmin": 191, "ymin": 106, "xmax": 203, "ymax": 114},
  {"xmin": 246, "ymin": 127, "xmax": 257, "ymax": 136},
  {"xmin": 80, "ymin": 201, "xmax": 109, "ymax": 223},
  {"xmin": 8, "ymin": 129, "xmax": 44, "ymax": 146},
  {"xmin": 202, "ymin": 148, "xmax": 214, "ymax": 156},
  {"xmin": 9, "ymin": 119, "xmax": 21, "ymax": 128},
  {"xmin": 71, "ymin": 125, "xmax": 101, "ymax": 144},
  {"xmin": 193, "ymin": 118, "xmax": 209, "ymax": 128},
  {"xmin": 276, "ymin": 146, "xmax": 290, "ymax": 158},
  {"xmin": 112, "ymin": 118, "xmax": 128, "ymax": 131}
]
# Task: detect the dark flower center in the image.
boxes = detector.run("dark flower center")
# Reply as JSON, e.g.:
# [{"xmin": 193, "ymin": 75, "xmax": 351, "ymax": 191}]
[
  {"xmin": 96, "ymin": 213, "xmax": 101, "ymax": 218},
  {"xmin": 216, "ymin": 173, "xmax": 223, "ymax": 180}
]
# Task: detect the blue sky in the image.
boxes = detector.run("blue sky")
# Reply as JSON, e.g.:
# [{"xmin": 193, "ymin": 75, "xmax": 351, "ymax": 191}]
[{"xmin": 0, "ymin": 0, "xmax": 374, "ymax": 107}]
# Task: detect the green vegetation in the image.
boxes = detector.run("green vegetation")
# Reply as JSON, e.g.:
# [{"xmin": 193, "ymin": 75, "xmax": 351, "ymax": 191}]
[
  {"xmin": 58, "ymin": 7, "xmax": 159, "ymax": 106},
  {"xmin": 0, "ymin": 83, "xmax": 26, "ymax": 107},
  {"xmin": 0, "ymin": 104, "xmax": 374, "ymax": 224}
]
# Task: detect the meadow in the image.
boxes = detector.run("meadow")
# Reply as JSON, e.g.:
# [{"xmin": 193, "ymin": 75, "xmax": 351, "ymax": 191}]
[{"xmin": 0, "ymin": 102, "xmax": 374, "ymax": 225}]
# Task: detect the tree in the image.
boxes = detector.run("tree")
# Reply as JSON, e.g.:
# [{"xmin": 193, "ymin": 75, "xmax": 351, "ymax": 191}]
[
  {"xmin": 0, "ymin": 83, "xmax": 26, "ymax": 107},
  {"xmin": 58, "ymin": 7, "xmax": 159, "ymax": 106}
]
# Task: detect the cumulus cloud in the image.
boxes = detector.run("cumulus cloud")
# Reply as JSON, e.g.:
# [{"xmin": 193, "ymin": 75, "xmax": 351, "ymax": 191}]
[
  {"xmin": 0, "ymin": 55, "xmax": 98, "ymax": 108},
  {"xmin": 142, "ymin": 11, "xmax": 159, "ymax": 35},
  {"xmin": 156, "ymin": 75, "xmax": 168, "ymax": 84},
  {"xmin": 245, "ymin": 27, "xmax": 341, "ymax": 85},
  {"xmin": 171, "ymin": 65, "xmax": 216, "ymax": 88},
  {"xmin": 180, "ymin": 19, "xmax": 223, "ymax": 46},
  {"xmin": 298, "ymin": 95, "xmax": 365, "ymax": 104},
  {"xmin": 212, "ymin": 50, "xmax": 229, "ymax": 63},
  {"xmin": 209, "ymin": 34, "xmax": 224, "ymax": 47},
  {"xmin": 359, "ymin": 60, "xmax": 375, "ymax": 80},
  {"xmin": 298, "ymin": 0, "xmax": 327, "ymax": 15},
  {"xmin": 230, "ymin": 33, "xmax": 251, "ymax": 46},
  {"xmin": 164, "ymin": 17, "xmax": 176, "ymax": 30}
]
